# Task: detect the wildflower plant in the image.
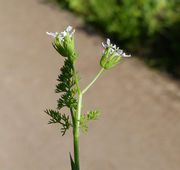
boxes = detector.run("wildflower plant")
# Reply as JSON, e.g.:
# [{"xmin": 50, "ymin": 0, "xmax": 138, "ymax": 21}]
[{"xmin": 45, "ymin": 26, "xmax": 131, "ymax": 170}]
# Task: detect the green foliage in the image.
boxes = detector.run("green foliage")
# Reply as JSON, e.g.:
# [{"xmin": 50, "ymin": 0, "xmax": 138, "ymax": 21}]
[
  {"xmin": 45, "ymin": 109, "xmax": 72, "ymax": 135},
  {"xmin": 146, "ymin": 20, "xmax": 180, "ymax": 77},
  {"xmin": 67, "ymin": 0, "xmax": 87, "ymax": 14},
  {"xmin": 88, "ymin": 0, "xmax": 141, "ymax": 42},
  {"xmin": 56, "ymin": 59, "xmax": 78, "ymax": 110},
  {"xmin": 45, "ymin": 58, "xmax": 78, "ymax": 135},
  {"xmin": 54, "ymin": 0, "xmax": 180, "ymax": 77},
  {"xmin": 80, "ymin": 110, "xmax": 100, "ymax": 133}
]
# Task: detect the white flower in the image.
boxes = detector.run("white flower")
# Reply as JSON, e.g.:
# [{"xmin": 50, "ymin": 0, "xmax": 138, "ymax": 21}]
[
  {"xmin": 46, "ymin": 26, "xmax": 75, "ymax": 41},
  {"xmin": 46, "ymin": 32, "xmax": 58, "ymax": 38},
  {"xmin": 122, "ymin": 52, "xmax": 131, "ymax": 57},
  {"xmin": 102, "ymin": 38, "xmax": 131, "ymax": 57},
  {"xmin": 102, "ymin": 38, "xmax": 111, "ymax": 48},
  {"xmin": 66, "ymin": 26, "xmax": 72, "ymax": 32},
  {"xmin": 100, "ymin": 38, "xmax": 131, "ymax": 69},
  {"xmin": 115, "ymin": 49, "xmax": 123, "ymax": 56}
]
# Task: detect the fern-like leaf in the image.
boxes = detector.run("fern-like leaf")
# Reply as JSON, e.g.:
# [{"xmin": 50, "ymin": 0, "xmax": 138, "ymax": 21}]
[
  {"xmin": 45, "ymin": 109, "xmax": 72, "ymax": 136},
  {"xmin": 80, "ymin": 110, "xmax": 100, "ymax": 134}
]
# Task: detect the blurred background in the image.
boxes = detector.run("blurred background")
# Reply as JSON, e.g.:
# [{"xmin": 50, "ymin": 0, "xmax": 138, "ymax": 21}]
[
  {"xmin": 51, "ymin": 0, "xmax": 180, "ymax": 78},
  {"xmin": 0, "ymin": 0, "xmax": 180, "ymax": 170}
]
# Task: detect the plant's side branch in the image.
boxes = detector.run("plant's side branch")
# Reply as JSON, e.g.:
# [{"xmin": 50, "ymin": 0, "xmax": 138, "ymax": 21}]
[{"xmin": 82, "ymin": 68, "xmax": 104, "ymax": 94}]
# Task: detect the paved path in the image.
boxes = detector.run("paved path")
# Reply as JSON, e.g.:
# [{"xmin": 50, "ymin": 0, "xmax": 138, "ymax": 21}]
[{"xmin": 0, "ymin": 0, "xmax": 180, "ymax": 170}]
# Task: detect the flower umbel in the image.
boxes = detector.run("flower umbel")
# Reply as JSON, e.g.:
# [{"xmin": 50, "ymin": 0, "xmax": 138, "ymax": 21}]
[
  {"xmin": 46, "ymin": 26, "xmax": 76, "ymax": 61},
  {"xmin": 46, "ymin": 26, "xmax": 75, "ymax": 41},
  {"xmin": 100, "ymin": 39, "xmax": 131, "ymax": 69}
]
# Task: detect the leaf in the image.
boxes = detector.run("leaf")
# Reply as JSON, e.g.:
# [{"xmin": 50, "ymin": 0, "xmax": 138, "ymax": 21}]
[
  {"xmin": 69, "ymin": 153, "xmax": 78, "ymax": 170},
  {"xmin": 44, "ymin": 109, "xmax": 72, "ymax": 136},
  {"xmin": 87, "ymin": 110, "xmax": 100, "ymax": 120},
  {"xmin": 80, "ymin": 110, "xmax": 100, "ymax": 134}
]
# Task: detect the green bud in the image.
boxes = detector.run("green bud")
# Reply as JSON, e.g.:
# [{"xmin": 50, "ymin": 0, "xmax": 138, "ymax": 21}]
[{"xmin": 100, "ymin": 47, "xmax": 111, "ymax": 68}]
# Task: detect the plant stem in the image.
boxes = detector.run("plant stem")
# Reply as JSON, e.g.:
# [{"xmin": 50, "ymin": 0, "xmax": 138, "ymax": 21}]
[
  {"xmin": 82, "ymin": 68, "xmax": 104, "ymax": 94},
  {"xmin": 72, "ymin": 66, "xmax": 104, "ymax": 170},
  {"xmin": 72, "ymin": 64, "xmax": 82, "ymax": 170},
  {"xmin": 73, "ymin": 121, "xmax": 80, "ymax": 170},
  {"xmin": 73, "ymin": 92, "xmax": 82, "ymax": 170},
  {"xmin": 72, "ymin": 66, "xmax": 81, "ymax": 95}
]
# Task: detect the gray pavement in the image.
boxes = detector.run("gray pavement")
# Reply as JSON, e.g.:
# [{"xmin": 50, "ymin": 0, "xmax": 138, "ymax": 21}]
[{"xmin": 0, "ymin": 0, "xmax": 180, "ymax": 170}]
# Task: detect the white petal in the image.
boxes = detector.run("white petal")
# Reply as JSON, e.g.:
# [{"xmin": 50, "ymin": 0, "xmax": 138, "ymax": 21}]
[
  {"xmin": 122, "ymin": 52, "xmax": 131, "ymax": 57},
  {"xmin": 58, "ymin": 34, "xmax": 64, "ymax": 41},
  {"xmin": 61, "ymin": 31, "xmax": 67, "ymax": 37},
  {"xmin": 46, "ymin": 32, "xmax": 57, "ymax": 38},
  {"xmin": 117, "ymin": 49, "xmax": 123, "ymax": 55},
  {"xmin": 102, "ymin": 42, "xmax": 107, "ymax": 48},
  {"xmin": 70, "ymin": 29, "xmax": 75, "ymax": 37},
  {"xmin": 110, "ymin": 48, "xmax": 115, "ymax": 55},
  {"xmin": 66, "ymin": 26, "xmax": 72, "ymax": 32},
  {"xmin": 107, "ymin": 38, "xmax": 110, "ymax": 46},
  {"xmin": 112, "ymin": 44, "xmax": 116, "ymax": 49}
]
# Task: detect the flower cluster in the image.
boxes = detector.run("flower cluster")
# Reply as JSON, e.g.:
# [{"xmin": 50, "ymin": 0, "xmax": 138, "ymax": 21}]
[
  {"xmin": 46, "ymin": 26, "xmax": 131, "ymax": 69},
  {"xmin": 46, "ymin": 26, "xmax": 75, "ymax": 41},
  {"xmin": 100, "ymin": 39, "xmax": 131, "ymax": 69},
  {"xmin": 46, "ymin": 26, "xmax": 76, "ymax": 62}
]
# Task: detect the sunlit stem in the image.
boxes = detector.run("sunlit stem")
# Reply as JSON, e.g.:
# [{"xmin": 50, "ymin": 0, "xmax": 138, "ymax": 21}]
[
  {"xmin": 82, "ymin": 68, "xmax": 104, "ymax": 94},
  {"xmin": 72, "ymin": 63, "xmax": 81, "ymax": 170},
  {"xmin": 72, "ymin": 64, "xmax": 104, "ymax": 170}
]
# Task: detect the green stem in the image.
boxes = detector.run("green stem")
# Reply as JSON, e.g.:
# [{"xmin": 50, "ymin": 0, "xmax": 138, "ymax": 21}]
[
  {"xmin": 72, "ymin": 64, "xmax": 82, "ymax": 170},
  {"xmin": 73, "ymin": 122, "xmax": 80, "ymax": 170},
  {"xmin": 73, "ymin": 93, "xmax": 82, "ymax": 170},
  {"xmin": 70, "ymin": 108, "xmax": 75, "ymax": 126},
  {"xmin": 72, "ymin": 66, "xmax": 81, "ymax": 95},
  {"xmin": 72, "ymin": 65, "xmax": 104, "ymax": 170},
  {"xmin": 82, "ymin": 68, "xmax": 104, "ymax": 94}
]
